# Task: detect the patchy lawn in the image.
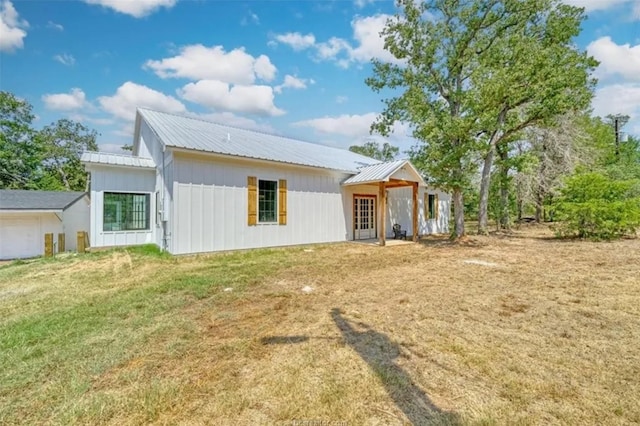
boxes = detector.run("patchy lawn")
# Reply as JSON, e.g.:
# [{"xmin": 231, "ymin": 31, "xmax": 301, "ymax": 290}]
[{"xmin": 1, "ymin": 226, "xmax": 639, "ymax": 425}]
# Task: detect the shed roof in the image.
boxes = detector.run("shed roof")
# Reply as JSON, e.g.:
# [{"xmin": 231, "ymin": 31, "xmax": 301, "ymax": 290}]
[
  {"xmin": 342, "ymin": 159, "xmax": 426, "ymax": 186},
  {"xmin": 0, "ymin": 190, "xmax": 87, "ymax": 211},
  {"xmin": 81, "ymin": 151, "xmax": 156, "ymax": 169},
  {"xmin": 135, "ymin": 108, "xmax": 381, "ymax": 173}
]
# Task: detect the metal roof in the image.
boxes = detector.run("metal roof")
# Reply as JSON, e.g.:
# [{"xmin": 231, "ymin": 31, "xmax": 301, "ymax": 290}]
[
  {"xmin": 0, "ymin": 190, "xmax": 87, "ymax": 211},
  {"xmin": 81, "ymin": 151, "xmax": 156, "ymax": 169},
  {"xmin": 342, "ymin": 159, "xmax": 426, "ymax": 186},
  {"xmin": 136, "ymin": 108, "xmax": 381, "ymax": 173}
]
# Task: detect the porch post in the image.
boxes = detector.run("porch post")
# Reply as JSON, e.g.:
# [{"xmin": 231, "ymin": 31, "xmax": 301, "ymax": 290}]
[
  {"xmin": 412, "ymin": 181, "xmax": 419, "ymax": 242},
  {"xmin": 378, "ymin": 181, "xmax": 386, "ymax": 246}
]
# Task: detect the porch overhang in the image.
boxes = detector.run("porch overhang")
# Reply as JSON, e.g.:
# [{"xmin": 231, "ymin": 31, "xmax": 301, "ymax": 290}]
[{"xmin": 343, "ymin": 160, "xmax": 425, "ymax": 246}]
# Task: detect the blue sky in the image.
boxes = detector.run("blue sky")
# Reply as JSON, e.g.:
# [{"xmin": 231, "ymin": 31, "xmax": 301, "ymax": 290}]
[{"xmin": 1, "ymin": 0, "xmax": 639, "ymax": 154}]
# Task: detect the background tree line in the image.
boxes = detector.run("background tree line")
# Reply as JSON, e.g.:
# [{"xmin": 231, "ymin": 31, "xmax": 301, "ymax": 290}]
[
  {"xmin": 0, "ymin": 91, "xmax": 97, "ymax": 192},
  {"xmin": 353, "ymin": 0, "xmax": 640, "ymax": 240}
]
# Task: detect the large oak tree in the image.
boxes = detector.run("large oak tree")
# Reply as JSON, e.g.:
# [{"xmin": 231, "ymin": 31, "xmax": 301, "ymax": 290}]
[{"xmin": 367, "ymin": 0, "xmax": 597, "ymax": 237}]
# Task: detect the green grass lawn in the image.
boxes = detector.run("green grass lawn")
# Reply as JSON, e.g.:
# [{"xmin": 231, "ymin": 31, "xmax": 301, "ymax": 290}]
[{"xmin": 1, "ymin": 228, "xmax": 639, "ymax": 425}]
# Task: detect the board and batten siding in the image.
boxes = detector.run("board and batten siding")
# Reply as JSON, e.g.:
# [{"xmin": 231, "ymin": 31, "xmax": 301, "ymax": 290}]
[
  {"xmin": 385, "ymin": 187, "xmax": 450, "ymax": 236},
  {"xmin": 137, "ymin": 120, "xmax": 175, "ymax": 248},
  {"xmin": 170, "ymin": 153, "xmax": 350, "ymax": 254},
  {"xmin": 88, "ymin": 165, "xmax": 156, "ymax": 248},
  {"xmin": 61, "ymin": 197, "xmax": 90, "ymax": 251}
]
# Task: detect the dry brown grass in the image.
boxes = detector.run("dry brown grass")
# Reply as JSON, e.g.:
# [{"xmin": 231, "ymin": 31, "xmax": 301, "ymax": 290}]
[{"xmin": 1, "ymin": 225, "xmax": 639, "ymax": 425}]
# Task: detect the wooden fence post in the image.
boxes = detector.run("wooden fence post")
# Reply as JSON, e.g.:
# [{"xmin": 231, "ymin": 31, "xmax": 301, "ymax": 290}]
[
  {"xmin": 57, "ymin": 233, "xmax": 65, "ymax": 253},
  {"xmin": 44, "ymin": 233, "xmax": 54, "ymax": 257},
  {"xmin": 77, "ymin": 231, "xmax": 86, "ymax": 254}
]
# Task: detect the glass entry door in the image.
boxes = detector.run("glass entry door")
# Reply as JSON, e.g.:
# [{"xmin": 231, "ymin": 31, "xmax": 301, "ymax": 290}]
[{"xmin": 354, "ymin": 196, "xmax": 376, "ymax": 239}]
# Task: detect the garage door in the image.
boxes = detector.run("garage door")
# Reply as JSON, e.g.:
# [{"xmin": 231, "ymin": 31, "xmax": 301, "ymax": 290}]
[{"xmin": 0, "ymin": 218, "xmax": 40, "ymax": 259}]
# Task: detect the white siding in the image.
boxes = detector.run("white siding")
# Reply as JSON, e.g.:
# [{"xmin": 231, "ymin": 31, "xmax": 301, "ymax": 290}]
[
  {"xmin": 170, "ymin": 153, "xmax": 350, "ymax": 254},
  {"xmin": 138, "ymin": 120, "xmax": 173, "ymax": 249},
  {"xmin": 88, "ymin": 166, "xmax": 156, "ymax": 248},
  {"xmin": 61, "ymin": 197, "xmax": 90, "ymax": 251},
  {"xmin": 386, "ymin": 187, "xmax": 451, "ymax": 236},
  {"xmin": 0, "ymin": 212, "xmax": 63, "ymax": 259}
]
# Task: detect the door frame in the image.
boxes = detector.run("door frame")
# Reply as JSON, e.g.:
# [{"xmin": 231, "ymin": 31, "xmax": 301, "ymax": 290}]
[{"xmin": 353, "ymin": 194, "xmax": 377, "ymax": 240}]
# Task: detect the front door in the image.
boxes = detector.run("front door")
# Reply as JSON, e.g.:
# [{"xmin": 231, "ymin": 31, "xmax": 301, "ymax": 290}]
[{"xmin": 354, "ymin": 196, "xmax": 376, "ymax": 239}]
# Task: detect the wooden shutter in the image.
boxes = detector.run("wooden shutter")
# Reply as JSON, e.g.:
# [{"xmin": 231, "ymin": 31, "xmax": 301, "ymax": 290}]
[
  {"xmin": 434, "ymin": 193, "xmax": 439, "ymax": 220},
  {"xmin": 278, "ymin": 179, "xmax": 287, "ymax": 225},
  {"xmin": 424, "ymin": 193, "xmax": 429, "ymax": 219},
  {"xmin": 248, "ymin": 176, "xmax": 257, "ymax": 226}
]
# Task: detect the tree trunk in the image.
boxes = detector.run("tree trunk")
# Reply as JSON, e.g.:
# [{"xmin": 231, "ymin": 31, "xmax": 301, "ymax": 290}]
[
  {"xmin": 535, "ymin": 191, "xmax": 544, "ymax": 223},
  {"xmin": 478, "ymin": 144, "xmax": 495, "ymax": 235},
  {"xmin": 498, "ymin": 145, "xmax": 510, "ymax": 230},
  {"xmin": 453, "ymin": 188, "xmax": 465, "ymax": 238}
]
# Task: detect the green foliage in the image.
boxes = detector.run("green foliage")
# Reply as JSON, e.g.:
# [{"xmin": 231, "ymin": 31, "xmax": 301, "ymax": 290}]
[
  {"xmin": 348, "ymin": 141, "xmax": 399, "ymax": 161},
  {"xmin": 366, "ymin": 0, "xmax": 596, "ymax": 236},
  {"xmin": 36, "ymin": 119, "xmax": 98, "ymax": 191},
  {"xmin": 554, "ymin": 172, "xmax": 640, "ymax": 240},
  {"xmin": 0, "ymin": 92, "xmax": 39, "ymax": 189},
  {"xmin": 0, "ymin": 91, "xmax": 98, "ymax": 191}
]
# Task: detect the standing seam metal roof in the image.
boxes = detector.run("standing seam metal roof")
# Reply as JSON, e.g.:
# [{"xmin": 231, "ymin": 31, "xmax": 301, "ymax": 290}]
[
  {"xmin": 342, "ymin": 159, "xmax": 426, "ymax": 186},
  {"xmin": 80, "ymin": 151, "xmax": 156, "ymax": 168},
  {"xmin": 0, "ymin": 190, "xmax": 87, "ymax": 210},
  {"xmin": 137, "ymin": 108, "xmax": 381, "ymax": 173}
]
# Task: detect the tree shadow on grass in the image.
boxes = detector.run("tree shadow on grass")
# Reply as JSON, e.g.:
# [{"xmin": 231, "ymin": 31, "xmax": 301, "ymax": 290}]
[{"xmin": 331, "ymin": 308, "xmax": 461, "ymax": 426}]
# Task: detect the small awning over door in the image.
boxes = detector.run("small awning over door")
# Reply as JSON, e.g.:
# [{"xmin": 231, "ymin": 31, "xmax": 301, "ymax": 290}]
[{"xmin": 342, "ymin": 159, "xmax": 426, "ymax": 246}]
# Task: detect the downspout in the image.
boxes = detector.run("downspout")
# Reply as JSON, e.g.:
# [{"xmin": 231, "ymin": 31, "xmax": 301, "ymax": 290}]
[{"xmin": 161, "ymin": 147, "xmax": 169, "ymax": 252}]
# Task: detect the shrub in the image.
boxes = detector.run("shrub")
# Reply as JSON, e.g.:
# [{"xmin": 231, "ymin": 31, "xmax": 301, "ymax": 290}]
[{"xmin": 553, "ymin": 172, "xmax": 640, "ymax": 240}]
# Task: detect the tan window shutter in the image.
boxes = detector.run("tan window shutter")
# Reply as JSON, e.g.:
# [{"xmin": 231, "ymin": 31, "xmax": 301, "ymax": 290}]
[
  {"xmin": 434, "ymin": 193, "xmax": 439, "ymax": 220},
  {"xmin": 278, "ymin": 179, "xmax": 287, "ymax": 225},
  {"xmin": 248, "ymin": 176, "xmax": 257, "ymax": 226},
  {"xmin": 424, "ymin": 193, "xmax": 429, "ymax": 219}
]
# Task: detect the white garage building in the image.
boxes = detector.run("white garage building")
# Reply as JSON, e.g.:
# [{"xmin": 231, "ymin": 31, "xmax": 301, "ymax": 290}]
[{"xmin": 0, "ymin": 190, "xmax": 90, "ymax": 259}]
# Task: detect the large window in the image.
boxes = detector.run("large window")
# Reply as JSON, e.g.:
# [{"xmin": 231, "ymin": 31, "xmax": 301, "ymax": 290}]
[
  {"xmin": 258, "ymin": 180, "xmax": 277, "ymax": 223},
  {"xmin": 103, "ymin": 192, "xmax": 150, "ymax": 231}
]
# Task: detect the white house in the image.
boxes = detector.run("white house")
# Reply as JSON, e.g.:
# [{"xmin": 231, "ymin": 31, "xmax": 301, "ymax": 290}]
[
  {"xmin": 0, "ymin": 190, "xmax": 90, "ymax": 259},
  {"xmin": 81, "ymin": 109, "xmax": 450, "ymax": 255}
]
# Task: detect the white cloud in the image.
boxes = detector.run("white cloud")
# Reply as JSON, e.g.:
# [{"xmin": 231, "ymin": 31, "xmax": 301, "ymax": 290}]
[
  {"xmin": 0, "ymin": 0, "xmax": 28, "ymax": 53},
  {"xmin": 99, "ymin": 81, "xmax": 186, "ymax": 121},
  {"xmin": 293, "ymin": 112, "xmax": 410, "ymax": 140},
  {"xmin": 42, "ymin": 88, "xmax": 88, "ymax": 111},
  {"xmin": 293, "ymin": 112, "xmax": 379, "ymax": 138},
  {"xmin": 271, "ymin": 32, "xmax": 316, "ymax": 51},
  {"xmin": 241, "ymin": 11, "xmax": 259, "ymax": 26},
  {"xmin": 562, "ymin": 0, "xmax": 631, "ymax": 12},
  {"xmin": 592, "ymin": 83, "xmax": 640, "ymax": 121},
  {"xmin": 274, "ymin": 75, "xmax": 311, "ymax": 94},
  {"xmin": 145, "ymin": 44, "xmax": 277, "ymax": 84},
  {"xmin": 84, "ymin": 0, "xmax": 176, "ymax": 18},
  {"xmin": 272, "ymin": 14, "xmax": 399, "ymax": 67},
  {"xmin": 53, "ymin": 53, "xmax": 76, "ymax": 66},
  {"xmin": 179, "ymin": 80, "xmax": 285, "ymax": 117},
  {"xmin": 336, "ymin": 96, "xmax": 349, "ymax": 104},
  {"xmin": 47, "ymin": 20, "xmax": 63, "ymax": 31},
  {"xmin": 588, "ymin": 37, "xmax": 640, "ymax": 81},
  {"xmin": 348, "ymin": 14, "xmax": 396, "ymax": 64},
  {"xmin": 254, "ymin": 54, "xmax": 277, "ymax": 81}
]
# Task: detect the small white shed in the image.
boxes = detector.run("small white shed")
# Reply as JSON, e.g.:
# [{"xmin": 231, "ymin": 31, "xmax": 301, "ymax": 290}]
[{"xmin": 0, "ymin": 190, "xmax": 90, "ymax": 259}]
